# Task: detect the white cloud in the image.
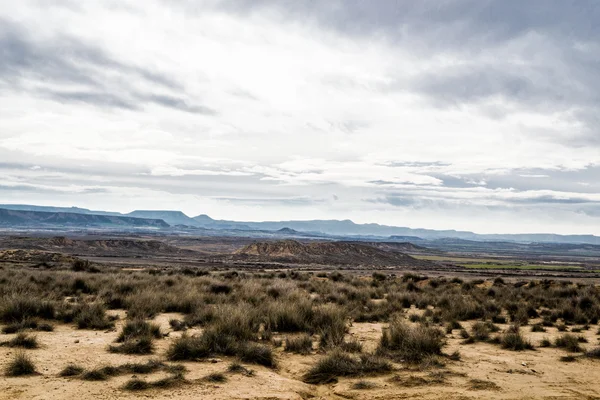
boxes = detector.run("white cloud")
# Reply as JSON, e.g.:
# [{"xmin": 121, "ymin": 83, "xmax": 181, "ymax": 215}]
[{"xmin": 0, "ymin": 0, "xmax": 599, "ymax": 234}]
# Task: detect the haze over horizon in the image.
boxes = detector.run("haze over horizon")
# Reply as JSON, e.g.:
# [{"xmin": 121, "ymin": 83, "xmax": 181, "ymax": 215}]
[{"xmin": 1, "ymin": 1, "xmax": 599, "ymax": 235}]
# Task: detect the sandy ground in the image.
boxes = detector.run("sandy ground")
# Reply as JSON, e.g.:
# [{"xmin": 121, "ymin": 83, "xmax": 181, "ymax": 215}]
[{"xmin": 1, "ymin": 312, "xmax": 599, "ymax": 400}]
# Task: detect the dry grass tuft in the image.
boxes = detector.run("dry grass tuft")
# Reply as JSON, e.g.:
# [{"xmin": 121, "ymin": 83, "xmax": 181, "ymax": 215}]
[
  {"xmin": 303, "ymin": 350, "xmax": 392, "ymax": 384},
  {"xmin": 5, "ymin": 351, "xmax": 36, "ymax": 376},
  {"xmin": 468, "ymin": 379, "xmax": 501, "ymax": 391}
]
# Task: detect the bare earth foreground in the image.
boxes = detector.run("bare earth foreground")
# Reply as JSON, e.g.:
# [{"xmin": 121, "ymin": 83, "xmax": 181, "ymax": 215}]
[
  {"xmin": 1, "ymin": 236, "xmax": 600, "ymax": 399},
  {"xmin": 1, "ymin": 312, "xmax": 599, "ymax": 399}
]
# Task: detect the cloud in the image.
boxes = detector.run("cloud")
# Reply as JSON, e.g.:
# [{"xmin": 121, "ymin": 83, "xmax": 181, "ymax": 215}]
[
  {"xmin": 0, "ymin": 17, "xmax": 208, "ymax": 114},
  {"xmin": 143, "ymin": 95, "xmax": 216, "ymax": 114},
  {"xmin": 0, "ymin": 0, "xmax": 598, "ymax": 234},
  {"xmin": 0, "ymin": 18, "xmax": 180, "ymax": 90},
  {"xmin": 505, "ymin": 195, "xmax": 600, "ymax": 205},
  {"xmin": 214, "ymin": 196, "xmax": 325, "ymax": 206},
  {"xmin": 39, "ymin": 89, "xmax": 138, "ymax": 110}
]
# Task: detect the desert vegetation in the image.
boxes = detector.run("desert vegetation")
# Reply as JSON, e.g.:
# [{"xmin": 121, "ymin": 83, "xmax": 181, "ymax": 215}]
[
  {"xmin": 1, "ymin": 257, "xmax": 600, "ymax": 398},
  {"xmin": 4, "ymin": 351, "xmax": 37, "ymax": 376}
]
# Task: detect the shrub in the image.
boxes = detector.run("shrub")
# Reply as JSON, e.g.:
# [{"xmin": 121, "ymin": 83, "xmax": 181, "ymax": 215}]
[
  {"xmin": 123, "ymin": 371, "xmax": 186, "ymax": 391},
  {"xmin": 209, "ymin": 283, "xmax": 232, "ymax": 295},
  {"xmin": 379, "ymin": 319, "xmax": 444, "ymax": 362},
  {"xmin": 38, "ymin": 323, "xmax": 54, "ymax": 332},
  {"xmin": 263, "ymin": 299, "xmax": 313, "ymax": 333},
  {"xmin": 238, "ymin": 342, "xmax": 276, "ymax": 368},
  {"xmin": 116, "ymin": 320, "xmax": 161, "ymax": 342},
  {"xmin": 511, "ymin": 308, "xmax": 529, "ymax": 325},
  {"xmin": 5, "ymin": 351, "xmax": 36, "ymax": 376},
  {"xmin": 471, "ymin": 322, "xmax": 491, "ymax": 341},
  {"xmin": 210, "ymin": 305, "xmax": 258, "ymax": 342},
  {"xmin": 372, "ymin": 272, "xmax": 387, "ymax": 282},
  {"xmin": 303, "ymin": 350, "xmax": 392, "ymax": 384},
  {"xmin": 531, "ymin": 324, "xmax": 546, "ymax": 332},
  {"xmin": 468, "ymin": 379, "xmax": 500, "ymax": 391},
  {"xmin": 439, "ymin": 297, "xmax": 484, "ymax": 321},
  {"xmin": 227, "ymin": 362, "xmax": 254, "ymax": 376},
  {"xmin": 73, "ymin": 304, "xmax": 113, "ymax": 330},
  {"xmin": 169, "ymin": 319, "xmax": 187, "ymax": 331},
  {"xmin": 340, "ymin": 339, "xmax": 364, "ymax": 353},
  {"xmin": 500, "ymin": 326, "xmax": 534, "ymax": 351},
  {"xmin": 559, "ymin": 355, "xmax": 577, "ymax": 362},
  {"xmin": 79, "ymin": 360, "xmax": 171, "ymax": 381},
  {"xmin": 555, "ymin": 334, "xmax": 583, "ymax": 352},
  {"xmin": 2, "ymin": 318, "xmax": 38, "ymax": 334},
  {"xmin": 445, "ymin": 320, "xmax": 462, "ymax": 333},
  {"xmin": 0, "ymin": 296, "xmax": 55, "ymax": 323},
  {"xmin": 313, "ymin": 305, "xmax": 348, "ymax": 348},
  {"xmin": 285, "ymin": 334, "xmax": 313, "ymax": 354},
  {"xmin": 72, "ymin": 278, "xmax": 93, "ymax": 294},
  {"xmin": 59, "ymin": 364, "xmax": 84, "ymax": 377},
  {"xmin": 204, "ymin": 372, "xmax": 227, "ymax": 382},
  {"xmin": 149, "ymin": 373, "xmax": 186, "ymax": 389},
  {"xmin": 119, "ymin": 359, "xmax": 165, "ymax": 374},
  {"xmin": 541, "ymin": 318, "xmax": 554, "ymax": 327},
  {"xmin": 123, "ymin": 378, "xmax": 150, "ymax": 391},
  {"xmin": 82, "ymin": 368, "xmax": 111, "ymax": 381},
  {"xmin": 108, "ymin": 336, "xmax": 154, "ymax": 354},
  {"xmin": 1, "ymin": 319, "xmax": 55, "ymax": 334},
  {"xmin": 184, "ymin": 306, "xmax": 218, "ymax": 327},
  {"xmin": 408, "ymin": 314, "xmax": 422, "ymax": 323},
  {"xmin": 199, "ymin": 328, "xmax": 239, "ymax": 355},
  {"xmin": 2, "ymin": 323, "xmax": 23, "ymax": 335},
  {"xmin": 493, "ymin": 277, "xmax": 505, "ymax": 286},
  {"xmin": 72, "ymin": 259, "xmax": 90, "ymax": 271},
  {"xmin": 585, "ymin": 347, "xmax": 600, "ymax": 359},
  {"xmin": 167, "ymin": 324, "xmax": 272, "ymax": 364},
  {"xmin": 227, "ymin": 362, "xmax": 245, "ymax": 373},
  {"xmin": 4, "ymin": 333, "xmax": 39, "ymax": 349},
  {"xmin": 124, "ymin": 292, "xmax": 164, "ymax": 319},
  {"xmin": 539, "ymin": 338, "xmax": 552, "ymax": 347},
  {"xmin": 166, "ymin": 334, "xmax": 210, "ymax": 361}
]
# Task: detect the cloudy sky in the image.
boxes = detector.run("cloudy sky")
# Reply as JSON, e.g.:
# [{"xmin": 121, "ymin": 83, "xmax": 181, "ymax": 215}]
[{"xmin": 1, "ymin": 0, "xmax": 599, "ymax": 234}]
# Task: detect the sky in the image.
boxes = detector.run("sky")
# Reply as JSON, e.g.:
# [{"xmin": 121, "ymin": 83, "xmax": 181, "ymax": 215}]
[{"xmin": 1, "ymin": 0, "xmax": 599, "ymax": 235}]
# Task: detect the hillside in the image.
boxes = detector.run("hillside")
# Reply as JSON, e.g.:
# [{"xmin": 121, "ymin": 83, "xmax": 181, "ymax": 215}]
[
  {"xmin": 0, "ymin": 208, "xmax": 169, "ymax": 228},
  {"xmin": 0, "ymin": 236, "xmax": 200, "ymax": 257},
  {"xmin": 127, "ymin": 210, "xmax": 198, "ymax": 226},
  {"xmin": 0, "ymin": 249, "xmax": 80, "ymax": 265},
  {"xmin": 355, "ymin": 241, "xmax": 435, "ymax": 254},
  {"xmin": 234, "ymin": 240, "xmax": 436, "ymax": 268}
]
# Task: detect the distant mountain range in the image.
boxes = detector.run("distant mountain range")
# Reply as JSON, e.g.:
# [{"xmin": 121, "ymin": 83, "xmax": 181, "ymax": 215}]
[
  {"xmin": 0, "ymin": 204, "xmax": 599, "ymax": 245},
  {"xmin": 0, "ymin": 207, "xmax": 168, "ymax": 228},
  {"xmin": 189, "ymin": 214, "xmax": 600, "ymax": 245}
]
